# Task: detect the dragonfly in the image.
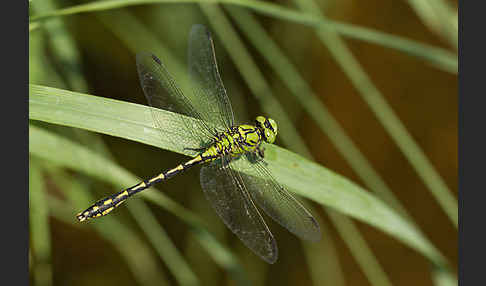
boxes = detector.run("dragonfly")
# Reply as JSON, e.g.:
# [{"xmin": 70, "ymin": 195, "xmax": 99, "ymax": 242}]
[{"xmin": 76, "ymin": 24, "xmax": 321, "ymax": 263}]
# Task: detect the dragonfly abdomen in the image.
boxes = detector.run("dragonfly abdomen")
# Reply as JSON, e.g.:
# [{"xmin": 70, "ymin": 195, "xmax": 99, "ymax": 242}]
[
  {"xmin": 76, "ymin": 189, "xmax": 131, "ymax": 221},
  {"xmin": 77, "ymin": 154, "xmax": 209, "ymax": 222}
]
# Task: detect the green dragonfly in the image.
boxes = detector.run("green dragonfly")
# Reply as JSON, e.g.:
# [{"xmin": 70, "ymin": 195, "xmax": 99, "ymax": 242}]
[{"xmin": 76, "ymin": 24, "xmax": 320, "ymax": 263}]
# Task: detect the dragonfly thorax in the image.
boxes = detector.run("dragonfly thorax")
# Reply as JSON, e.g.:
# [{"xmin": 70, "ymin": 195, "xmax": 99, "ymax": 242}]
[
  {"xmin": 236, "ymin": 124, "xmax": 264, "ymax": 153},
  {"xmin": 203, "ymin": 121, "xmax": 273, "ymax": 159}
]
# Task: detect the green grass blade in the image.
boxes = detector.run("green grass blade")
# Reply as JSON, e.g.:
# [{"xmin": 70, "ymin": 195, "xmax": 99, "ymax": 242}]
[
  {"xmin": 29, "ymin": 159, "xmax": 53, "ymax": 286},
  {"xmin": 29, "ymin": 123, "xmax": 250, "ymax": 286},
  {"xmin": 328, "ymin": 20, "xmax": 457, "ymax": 73},
  {"xmin": 29, "ymin": 0, "xmax": 457, "ymax": 73},
  {"xmin": 29, "ymin": 84, "xmax": 448, "ymax": 268}
]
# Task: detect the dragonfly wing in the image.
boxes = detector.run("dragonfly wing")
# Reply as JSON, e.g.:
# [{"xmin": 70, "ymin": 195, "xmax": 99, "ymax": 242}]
[
  {"xmin": 237, "ymin": 155, "xmax": 321, "ymax": 242},
  {"xmin": 200, "ymin": 156, "xmax": 278, "ymax": 263},
  {"xmin": 188, "ymin": 24, "xmax": 235, "ymax": 131},
  {"xmin": 136, "ymin": 52, "xmax": 215, "ymax": 148}
]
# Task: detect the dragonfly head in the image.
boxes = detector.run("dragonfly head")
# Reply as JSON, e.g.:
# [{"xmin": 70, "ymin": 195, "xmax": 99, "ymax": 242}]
[{"xmin": 255, "ymin": 116, "xmax": 278, "ymax": 144}]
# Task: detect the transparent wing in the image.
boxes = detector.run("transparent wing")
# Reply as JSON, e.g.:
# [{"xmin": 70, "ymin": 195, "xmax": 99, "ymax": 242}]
[
  {"xmin": 237, "ymin": 154, "xmax": 321, "ymax": 242},
  {"xmin": 136, "ymin": 52, "xmax": 215, "ymax": 148},
  {"xmin": 200, "ymin": 156, "xmax": 278, "ymax": 264},
  {"xmin": 188, "ymin": 24, "xmax": 235, "ymax": 131}
]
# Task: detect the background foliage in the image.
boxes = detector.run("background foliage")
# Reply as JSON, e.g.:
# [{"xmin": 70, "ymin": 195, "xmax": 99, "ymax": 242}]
[{"xmin": 29, "ymin": 0, "xmax": 457, "ymax": 285}]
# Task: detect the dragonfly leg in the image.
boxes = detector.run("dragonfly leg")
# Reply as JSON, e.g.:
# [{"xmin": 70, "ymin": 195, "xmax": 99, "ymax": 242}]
[
  {"xmin": 245, "ymin": 150, "xmax": 264, "ymax": 164},
  {"xmin": 257, "ymin": 146, "xmax": 265, "ymax": 158}
]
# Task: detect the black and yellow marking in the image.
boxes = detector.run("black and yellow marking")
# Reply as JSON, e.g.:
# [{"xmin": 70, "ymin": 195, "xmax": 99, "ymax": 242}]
[
  {"xmin": 77, "ymin": 124, "xmax": 267, "ymax": 222},
  {"xmin": 76, "ymin": 154, "xmax": 210, "ymax": 222}
]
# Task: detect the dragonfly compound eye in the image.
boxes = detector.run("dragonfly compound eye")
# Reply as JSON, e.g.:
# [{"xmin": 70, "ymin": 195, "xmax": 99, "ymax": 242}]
[
  {"xmin": 267, "ymin": 118, "xmax": 278, "ymax": 135},
  {"xmin": 255, "ymin": 116, "xmax": 266, "ymax": 129},
  {"xmin": 264, "ymin": 129, "xmax": 276, "ymax": 144}
]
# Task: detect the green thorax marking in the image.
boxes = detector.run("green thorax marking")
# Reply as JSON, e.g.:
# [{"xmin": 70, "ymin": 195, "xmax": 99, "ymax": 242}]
[{"xmin": 202, "ymin": 124, "xmax": 263, "ymax": 159}]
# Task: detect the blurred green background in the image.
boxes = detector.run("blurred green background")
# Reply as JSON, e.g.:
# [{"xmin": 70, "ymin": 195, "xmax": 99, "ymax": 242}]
[{"xmin": 29, "ymin": 0, "xmax": 458, "ymax": 286}]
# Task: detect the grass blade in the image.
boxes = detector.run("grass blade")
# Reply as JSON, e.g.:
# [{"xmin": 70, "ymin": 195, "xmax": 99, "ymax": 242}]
[{"xmin": 29, "ymin": 84, "xmax": 448, "ymax": 269}]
